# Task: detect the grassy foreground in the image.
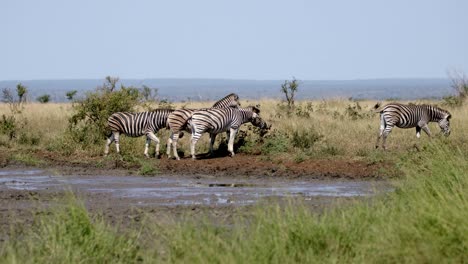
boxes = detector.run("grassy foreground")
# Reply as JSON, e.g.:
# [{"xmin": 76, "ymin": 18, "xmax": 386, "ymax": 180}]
[{"xmin": 1, "ymin": 142, "xmax": 466, "ymax": 263}]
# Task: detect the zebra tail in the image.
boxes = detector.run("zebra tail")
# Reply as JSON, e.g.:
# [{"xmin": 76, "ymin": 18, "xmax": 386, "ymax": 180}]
[{"xmin": 104, "ymin": 126, "xmax": 113, "ymax": 139}]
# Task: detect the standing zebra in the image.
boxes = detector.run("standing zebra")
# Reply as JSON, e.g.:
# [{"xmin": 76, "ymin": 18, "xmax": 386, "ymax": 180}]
[
  {"xmin": 374, "ymin": 102, "xmax": 451, "ymax": 149},
  {"xmin": 166, "ymin": 93, "xmax": 240, "ymax": 160},
  {"xmin": 189, "ymin": 106, "xmax": 268, "ymax": 159},
  {"xmin": 105, "ymin": 109, "xmax": 175, "ymax": 157}
]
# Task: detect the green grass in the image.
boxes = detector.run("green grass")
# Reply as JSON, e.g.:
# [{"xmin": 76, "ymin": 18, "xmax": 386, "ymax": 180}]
[
  {"xmin": 1, "ymin": 141, "xmax": 466, "ymax": 263},
  {"xmin": 11, "ymin": 153, "xmax": 46, "ymax": 166},
  {"xmin": 1, "ymin": 199, "xmax": 142, "ymax": 264}
]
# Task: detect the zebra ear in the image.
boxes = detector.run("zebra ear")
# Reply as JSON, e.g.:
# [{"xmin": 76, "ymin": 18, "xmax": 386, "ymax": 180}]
[
  {"xmin": 447, "ymin": 114, "xmax": 452, "ymax": 120},
  {"xmin": 252, "ymin": 106, "xmax": 261, "ymax": 114}
]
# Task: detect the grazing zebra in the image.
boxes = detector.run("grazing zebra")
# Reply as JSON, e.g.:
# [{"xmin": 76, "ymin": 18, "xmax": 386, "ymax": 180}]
[
  {"xmin": 105, "ymin": 109, "xmax": 174, "ymax": 157},
  {"xmin": 374, "ymin": 102, "xmax": 452, "ymax": 149},
  {"xmin": 189, "ymin": 106, "xmax": 268, "ymax": 159},
  {"xmin": 166, "ymin": 93, "xmax": 240, "ymax": 160}
]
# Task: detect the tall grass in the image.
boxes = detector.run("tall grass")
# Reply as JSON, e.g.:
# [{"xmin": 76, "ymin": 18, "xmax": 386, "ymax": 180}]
[
  {"xmin": 154, "ymin": 142, "xmax": 467, "ymax": 263},
  {"xmin": 1, "ymin": 142, "xmax": 466, "ymax": 263}
]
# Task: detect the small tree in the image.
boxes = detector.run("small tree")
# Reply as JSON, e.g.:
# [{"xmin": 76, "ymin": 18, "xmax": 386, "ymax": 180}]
[
  {"xmin": 2, "ymin": 83, "xmax": 28, "ymax": 113},
  {"xmin": 66, "ymin": 90, "xmax": 78, "ymax": 101},
  {"xmin": 37, "ymin": 94, "xmax": 50, "ymax": 103},
  {"xmin": 448, "ymin": 70, "xmax": 468, "ymax": 99},
  {"xmin": 444, "ymin": 70, "xmax": 468, "ymax": 106},
  {"xmin": 281, "ymin": 78, "xmax": 299, "ymax": 110},
  {"xmin": 16, "ymin": 83, "xmax": 27, "ymax": 104},
  {"xmin": 141, "ymin": 85, "xmax": 158, "ymax": 102},
  {"xmin": 103, "ymin": 76, "xmax": 119, "ymax": 92}
]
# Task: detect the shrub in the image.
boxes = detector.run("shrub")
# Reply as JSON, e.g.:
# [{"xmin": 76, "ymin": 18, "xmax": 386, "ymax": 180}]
[
  {"xmin": 344, "ymin": 102, "xmax": 371, "ymax": 120},
  {"xmin": 37, "ymin": 94, "xmax": 50, "ymax": 103},
  {"xmin": 0, "ymin": 115, "xmax": 17, "ymax": 140},
  {"xmin": 261, "ymin": 130, "xmax": 290, "ymax": 155},
  {"xmin": 290, "ymin": 128, "xmax": 322, "ymax": 149},
  {"xmin": 68, "ymin": 77, "xmax": 141, "ymax": 146}
]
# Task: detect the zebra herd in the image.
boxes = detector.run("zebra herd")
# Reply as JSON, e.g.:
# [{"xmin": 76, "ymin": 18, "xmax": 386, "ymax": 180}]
[
  {"xmin": 105, "ymin": 93, "xmax": 268, "ymax": 160},
  {"xmin": 104, "ymin": 93, "xmax": 452, "ymax": 159}
]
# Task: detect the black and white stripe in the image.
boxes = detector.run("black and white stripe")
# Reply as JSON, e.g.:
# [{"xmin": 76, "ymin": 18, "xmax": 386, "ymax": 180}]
[
  {"xmin": 189, "ymin": 106, "xmax": 267, "ymax": 159},
  {"xmin": 166, "ymin": 93, "xmax": 240, "ymax": 160},
  {"xmin": 105, "ymin": 109, "xmax": 174, "ymax": 157},
  {"xmin": 375, "ymin": 102, "xmax": 452, "ymax": 149}
]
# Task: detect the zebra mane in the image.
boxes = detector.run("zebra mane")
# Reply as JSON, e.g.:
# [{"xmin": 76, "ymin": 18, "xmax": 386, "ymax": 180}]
[{"xmin": 213, "ymin": 93, "xmax": 240, "ymax": 107}]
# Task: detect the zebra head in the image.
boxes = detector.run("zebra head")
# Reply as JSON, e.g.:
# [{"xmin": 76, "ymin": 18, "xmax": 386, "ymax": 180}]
[
  {"xmin": 251, "ymin": 114, "xmax": 268, "ymax": 130},
  {"xmin": 438, "ymin": 113, "xmax": 451, "ymax": 136}
]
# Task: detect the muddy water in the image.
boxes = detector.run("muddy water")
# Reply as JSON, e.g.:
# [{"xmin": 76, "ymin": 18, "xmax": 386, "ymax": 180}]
[{"xmin": 0, "ymin": 169, "xmax": 390, "ymax": 207}]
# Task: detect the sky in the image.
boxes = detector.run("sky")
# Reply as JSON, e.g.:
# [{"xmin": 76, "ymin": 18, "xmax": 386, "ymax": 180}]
[{"xmin": 1, "ymin": 0, "xmax": 467, "ymax": 81}]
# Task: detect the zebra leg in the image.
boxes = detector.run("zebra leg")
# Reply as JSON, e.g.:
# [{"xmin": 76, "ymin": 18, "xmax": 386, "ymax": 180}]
[
  {"xmin": 227, "ymin": 128, "xmax": 238, "ymax": 157},
  {"xmin": 144, "ymin": 136, "xmax": 151, "ymax": 158},
  {"xmin": 166, "ymin": 132, "xmax": 173, "ymax": 158},
  {"xmin": 209, "ymin": 133, "xmax": 217, "ymax": 156},
  {"xmin": 382, "ymin": 125, "xmax": 393, "ymax": 150},
  {"xmin": 416, "ymin": 127, "xmax": 421, "ymax": 138},
  {"xmin": 104, "ymin": 133, "xmax": 115, "ymax": 156},
  {"xmin": 421, "ymin": 125, "xmax": 432, "ymax": 137},
  {"xmin": 190, "ymin": 132, "xmax": 202, "ymax": 160},
  {"xmin": 375, "ymin": 114, "xmax": 385, "ymax": 148},
  {"xmin": 146, "ymin": 132, "xmax": 160, "ymax": 158},
  {"xmin": 171, "ymin": 132, "xmax": 181, "ymax": 160},
  {"xmin": 114, "ymin": 132, "xmax": 121, "ymax": 154}
]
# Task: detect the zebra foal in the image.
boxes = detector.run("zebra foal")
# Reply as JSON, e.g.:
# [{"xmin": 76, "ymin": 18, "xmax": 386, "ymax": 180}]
[
  {"xmin": 105, "ymin": 109, "xmax": 174, "ymax": 157},
  {"xmin": 189, "ymin": 106, "xmax": 268, "ymax": 159},
  {"xmin": 166, "ymin": 93, "xmax": 240, "ymax": 160},
  {"xmin": 374, "ymin": 102, "xmax": 451, "ymax": 150}
]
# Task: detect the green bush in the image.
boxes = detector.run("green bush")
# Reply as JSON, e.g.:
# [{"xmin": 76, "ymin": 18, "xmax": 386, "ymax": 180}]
[
  {"xmin": 260, "ymin": 130, "xmax": 290, "ymax": 155},
  {"xmin": 36, "ymin": 94, "xmax": 50, "ymax": 103},
  {"xmin": 290, "ymin": 128, "xmax": 322, "ymax": 149},
  {"xmin": 68, "ymin": 78, "xmax": 141, "ymax": 146},
  {"xmin": 0, "ymin": 114, "xmax": 17, "ymax": 140}
]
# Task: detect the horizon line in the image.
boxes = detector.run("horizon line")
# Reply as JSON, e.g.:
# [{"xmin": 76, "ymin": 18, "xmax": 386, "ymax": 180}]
[{"xmin": 0, "ymin": 76, "xmax": 451, "ymax": 83}]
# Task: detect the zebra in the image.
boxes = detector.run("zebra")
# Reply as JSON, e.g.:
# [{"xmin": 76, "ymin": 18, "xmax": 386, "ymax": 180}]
[
  {"xmin": 374, "ymin": 102, "xmax": 452, "ymax": 149},
  {"xmin": 104, "ymin": 109, "xmax": 175, "ymax": 158},
  {"xmin": 189, "ymin": 106, "xmax": 268, "ymax": 159},
  {"xmin": 166, "ymin": 93, "xmax": 240, "ymax": 160}
]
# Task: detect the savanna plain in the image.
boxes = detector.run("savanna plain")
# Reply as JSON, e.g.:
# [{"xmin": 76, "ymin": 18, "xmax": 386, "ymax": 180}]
[{"xmin": 0, "ymin": 87, "xmax": 467, "ymax": 263}]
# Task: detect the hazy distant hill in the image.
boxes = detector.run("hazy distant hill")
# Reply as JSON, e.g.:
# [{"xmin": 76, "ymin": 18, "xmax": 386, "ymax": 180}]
[{"xmin": 0, "ymin": 78, "xmax": 453, "ymax": 103}]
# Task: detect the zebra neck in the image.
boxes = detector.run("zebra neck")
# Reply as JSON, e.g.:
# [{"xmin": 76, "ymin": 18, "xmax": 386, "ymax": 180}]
[
  {"xmin": 239, "ymin": 110, "xmax": 253, "ymax": 124},
  {"xmin": 428, "ymin": 107, "xmax": 445, "ymax": 122}
]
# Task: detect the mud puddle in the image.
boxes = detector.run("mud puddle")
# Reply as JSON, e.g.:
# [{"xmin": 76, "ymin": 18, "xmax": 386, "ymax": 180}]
[{"xmin": 0, "ymin": 169, "xmax": 390, "ymax": 206}]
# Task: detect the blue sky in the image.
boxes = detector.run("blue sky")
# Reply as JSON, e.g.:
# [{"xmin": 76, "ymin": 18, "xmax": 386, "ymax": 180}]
[{"xmin": 1, "ymin": 0, "xmax": 467, "ymax": 80}]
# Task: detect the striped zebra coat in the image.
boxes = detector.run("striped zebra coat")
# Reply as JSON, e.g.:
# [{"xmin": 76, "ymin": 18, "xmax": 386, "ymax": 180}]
[
  {"xmin": 189, "ymin": 106, "xmax": 267, "ymax": 159},
  {"xmin": 105, "ymin": 109, "xmax": 174, "ymax": 157},
  {"xmin": 374, "ymin": 102, "xmax": 451, "ymax": 149},
  {"xmin": 166, "ymin": 93, "xmax": 240, "ymax": 160}
]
